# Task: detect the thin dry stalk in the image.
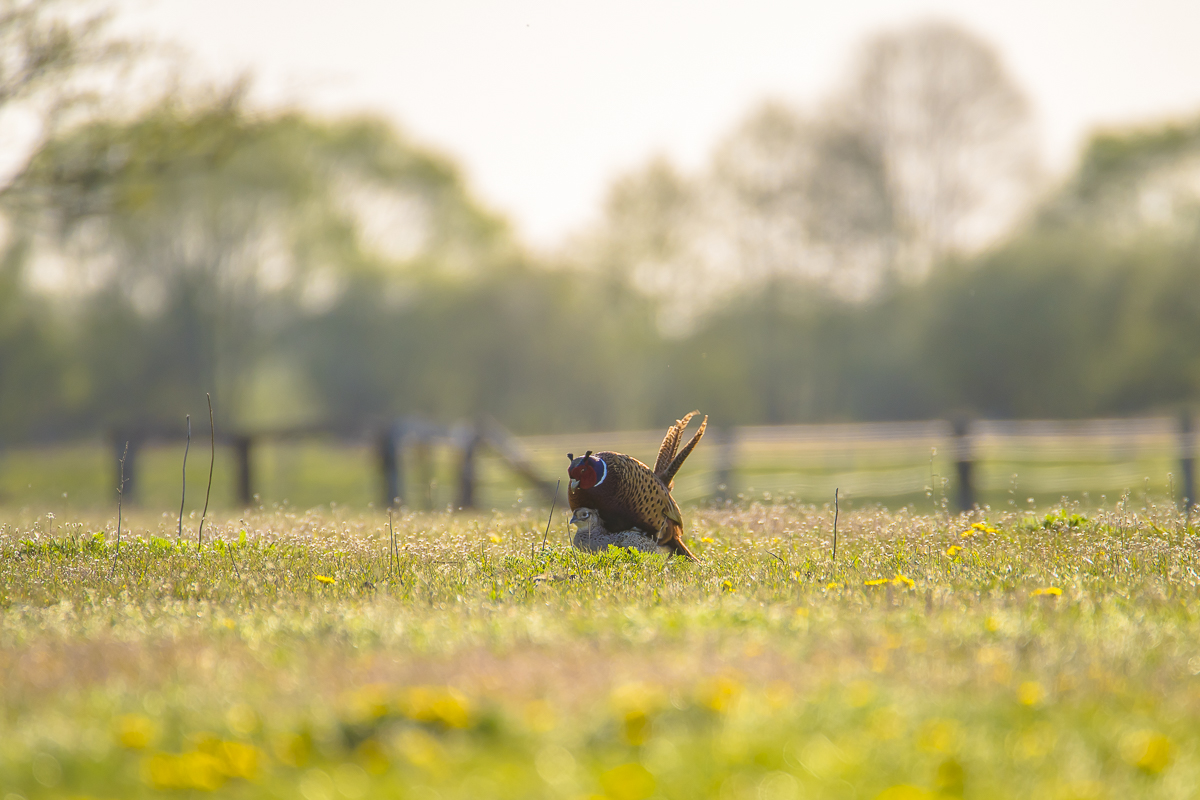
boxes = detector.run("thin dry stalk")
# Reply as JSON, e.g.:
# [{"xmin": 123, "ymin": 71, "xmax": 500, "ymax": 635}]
[
  {"xmin": 227, "ymin": 539, "xmax": 241, "ymax": 580},
  {"xmin": 540, "ymin": 480, "xmax": 561, "ymax": 555},
  {"xmin": 178, "ymin": 415, "xmax": 190, "ymax": 540},
  {"xmin": 112, "ymin": 442, "xmax": 128, "ymax": 574},
  {"xmin": 198, "ymin": 394, "xmax": 215, "ymax": 550},
  {"xmin": 832, "ymin": 487, "xmax": 840, "ymax": 567},
  {"xmin": 388, "ymin": 506, "xmax": 397, "ymax": 576}
]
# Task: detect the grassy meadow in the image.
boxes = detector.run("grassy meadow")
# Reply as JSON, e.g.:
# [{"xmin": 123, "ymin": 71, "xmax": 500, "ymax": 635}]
[{"xmin": 3, "ymin": 498, "xmax": 1200, "ymax": 799}]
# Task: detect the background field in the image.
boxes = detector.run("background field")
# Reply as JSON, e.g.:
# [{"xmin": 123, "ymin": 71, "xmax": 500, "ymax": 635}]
[{"xmin": 3, "ymin": 500, "xmax": 1199, "ymax": 799}]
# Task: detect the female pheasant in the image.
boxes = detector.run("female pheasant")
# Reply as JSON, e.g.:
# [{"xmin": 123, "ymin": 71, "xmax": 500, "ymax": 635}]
[
  {"xmin": 569, "ymin": 508, "xmax": 665, "ymax": 555},
  {"xmin": 567, "ymin": 411, "xmax": 707, "ymax": 561}
]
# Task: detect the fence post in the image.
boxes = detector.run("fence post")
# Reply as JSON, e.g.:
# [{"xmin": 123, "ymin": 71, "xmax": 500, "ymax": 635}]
[
  {"xmin": 1180, "ymin": 410, "xmax": 1195, "ymax": 511},
  {"xmin": 379, "ymin": 422, "xmax": 404, "ymax": 508},
  {"xmin": 952, "ymin": 417, "xmax": 975, "ymax": 512},
  {"xmin": 412, "ymin": 437, "xmax": 433, "ymax": 510},
  {"xmin": 233, "ymin": 435, "xmax": 253, "ymax": 506},
  {"xmin": 457, "ymin": 425, "xmax": 481, "ymax": 510},
  {"xmin": 713, "ymin": 426, "xmax": 736, "ymax": 502}
]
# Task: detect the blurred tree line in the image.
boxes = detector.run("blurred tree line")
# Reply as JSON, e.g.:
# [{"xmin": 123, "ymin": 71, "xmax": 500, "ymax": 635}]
[{"xmin": 1, "ymin": 5, "xmax": 1198, "ymax": 442}]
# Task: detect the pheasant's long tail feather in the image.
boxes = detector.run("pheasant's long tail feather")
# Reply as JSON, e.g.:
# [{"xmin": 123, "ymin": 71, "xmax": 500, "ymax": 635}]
[
  {"xmin": 656, "ymin": 516, "xmax": 700, "ymax": 563},
  {"xmin": 653, "ymin": 411, "xmax": 698, "ymax": 477},
  {"xmin": 660, "ymin": 414, "xmax": 707, "ymax": 484},
  {"xmin": 669, "ymin": 536, "xmax": 700, "ymax": 562}
]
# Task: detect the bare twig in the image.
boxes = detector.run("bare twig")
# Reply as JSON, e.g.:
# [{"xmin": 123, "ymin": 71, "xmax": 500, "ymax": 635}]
[
  {"xmin": 832, "ymin": 487, "xmax": 840, "ymax": 567},
  {"xmin": 227, "ymin": 535, "xmax": 241, "ymax": 580},
  {"xmin": 178, "ymin": 415, "xmax": 190, "ymax": 541},
  {"xmin": 388, "ymin": 506, "xmax": 397, "ymax": 576},
  {"xmin": 198, "ymin": 393, "xmax": 215, "ymax": 550},
  {"xmin": 112, "ymin": 441, "xmax": 128, "ymax": 574},
  {"xmin": 540, "ymin": 480, "xmax": 561, "ymax": 555}
]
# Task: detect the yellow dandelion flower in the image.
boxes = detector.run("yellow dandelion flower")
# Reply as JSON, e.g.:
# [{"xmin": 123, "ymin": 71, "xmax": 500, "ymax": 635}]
[
  {"xmin": 700, "ymin": 537, "xmax": 714, "ymax": 543},
  {"xmin": 315, "ymin": 575, "xmax": 336, "ymax": 585},
  {"xmin": 698, "ymin": 675, "xmax": 742, "ymax": 713},
  {"xmin": 946, "ymin": 545, "xmax": 962, "ymax": 557},
  {"xmin": 213, "ymin": 741, "xmax": 260, "ymax": 780},
  {"xmin": 600, "ymin": 763, "xmax": 656, "ymax": 800},
  {"xmin": 825, "ymin": 582, "xmax": 842, "ymax": 590},
  {"xmin": 892, "ymin": 573, "xmax": 915, "ymax": 589},
  {"xmin": 1017, "ymin": 681, "xmax": 1043, "ymax": 706},
  {"xmin": 397, "ymin": 686, "xmax": 472, "ymax": 729},
  {"xmin": 115, "ymin": 714, "xmax": 157, "ymax": 749},
  {"xmin": 144, "ymin": 751, "xmax": 223, "ymax": 791},
  {"xmin": 1120, "ymin": 730, "xmax": 1174, "ymax": 774},
  {"xmin": 487, "ymin": 533, "xmax": 502, "ymax": 544},
  {"xmin": 917, "ymin": 718, "xmax": 960, "ymax": 754},
  {"xmin": 1030, "ymin": 587, "xmax": 1062, "ymax": 597},
  {"xmin": 876, "ymin": 785, "xmax": 932, "ymax": 800},
  {"xmin": 720, "ymin": 579, "xmax": 734, "ymax": 593},
  {"xmin": 864, "ymin": 578, "xmax": 889, "ymax": 586}
]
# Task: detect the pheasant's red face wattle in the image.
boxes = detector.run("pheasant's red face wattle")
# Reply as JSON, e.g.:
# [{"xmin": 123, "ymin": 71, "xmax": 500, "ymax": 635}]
[{"xmin": 568, "ymin": 453, "xmax": 606, "ymax": 490}]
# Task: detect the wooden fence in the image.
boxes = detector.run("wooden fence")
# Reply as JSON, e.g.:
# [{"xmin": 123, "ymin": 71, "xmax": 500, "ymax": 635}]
[
  {"xmin": 516, "ymin": 414, "xmax": 1197, "ymax": 509},
  {"xmin": 108, "ymin": 417, "xmax": 558, "ymax": 509},
  {"xmin": 99, "ymin": 413, "xmax": 1198, "ymax": 512}
]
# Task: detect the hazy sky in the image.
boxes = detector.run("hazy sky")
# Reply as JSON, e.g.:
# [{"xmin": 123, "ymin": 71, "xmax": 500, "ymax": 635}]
[{"xmin": 115, "ymin": 0, "xmax": 1200, "ymax": 249}]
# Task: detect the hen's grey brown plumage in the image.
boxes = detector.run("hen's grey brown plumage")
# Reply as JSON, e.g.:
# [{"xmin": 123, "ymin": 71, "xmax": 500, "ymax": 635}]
[{"xmin": 569, "ymin": 507, "xmax": 666, "ymax": 555}]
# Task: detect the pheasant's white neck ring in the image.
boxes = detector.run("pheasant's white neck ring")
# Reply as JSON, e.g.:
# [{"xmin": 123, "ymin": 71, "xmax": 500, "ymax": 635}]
[{"xmin": 593, "ymin": 459, "xmax": 608, "ymax": 487}]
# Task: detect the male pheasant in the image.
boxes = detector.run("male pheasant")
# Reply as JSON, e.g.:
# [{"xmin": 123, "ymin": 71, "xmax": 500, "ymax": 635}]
[{"xmin": 566, "ymin": 411, "xmax": 707, "ymax": 561}]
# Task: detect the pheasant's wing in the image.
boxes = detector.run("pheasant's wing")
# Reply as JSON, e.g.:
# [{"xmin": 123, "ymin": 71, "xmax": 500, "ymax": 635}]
[
  {"xmin": 653, "ymin": 411, "xmax": 698, "ymax": 477},
  {"xmin": 595, "ymin": 453, "xmax": 659, "ymax": 534},
  {"xmin": 656, "ymin": 499, "xmax": 682, "ymax": 544},
  {"xmin": 605, "ymin": 457, "xmax": 671, "ymax": 536},
  {"xmin": 660, "ymin": 414, "xmax": 707, "ymax": 486}
]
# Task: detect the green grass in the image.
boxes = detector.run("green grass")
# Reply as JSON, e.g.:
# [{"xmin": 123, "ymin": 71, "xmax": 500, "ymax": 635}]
[{"xmin": 3, "ymin": 500, "xmax": 1200, "ymax": 799}]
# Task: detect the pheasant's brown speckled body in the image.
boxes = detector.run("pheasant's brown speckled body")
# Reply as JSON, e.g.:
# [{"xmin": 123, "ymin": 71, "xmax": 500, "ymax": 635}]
[{"xmin": 567, "ymin": 411, "xmax": 707, "ymax": 561}]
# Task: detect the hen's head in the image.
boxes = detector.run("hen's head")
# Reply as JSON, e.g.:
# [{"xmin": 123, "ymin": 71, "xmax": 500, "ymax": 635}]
[
  {"xmin": 566, "ymin": 451, "xmax": 607, "ymax": 490},
  {"xmin": 569, "ymin": 507, "xmax": 601, "ymax": 529}
]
